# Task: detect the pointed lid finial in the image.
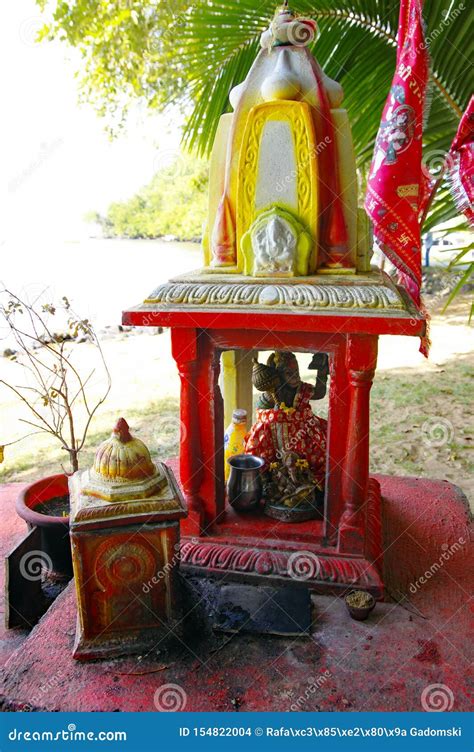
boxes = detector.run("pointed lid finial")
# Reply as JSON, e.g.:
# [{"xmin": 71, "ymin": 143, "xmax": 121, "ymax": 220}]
[
  {"xmin": 113, "ymin": 417, "xmax": 133, "ymax": 443},
  {"xmin": 92, "ymin": 417, "xmax": 157, "ymax": 483}
]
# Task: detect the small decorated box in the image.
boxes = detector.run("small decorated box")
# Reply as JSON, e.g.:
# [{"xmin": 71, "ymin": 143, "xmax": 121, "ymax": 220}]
[{"xmin": 69, "ymin": 419, "xmax": 187, "ymax": 661}]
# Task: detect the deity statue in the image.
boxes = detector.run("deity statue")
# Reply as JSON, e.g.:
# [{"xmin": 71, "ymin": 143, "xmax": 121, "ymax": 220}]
[{"xmin": 244, "ymin": 351, "xmax": 329, "ymax": 520}]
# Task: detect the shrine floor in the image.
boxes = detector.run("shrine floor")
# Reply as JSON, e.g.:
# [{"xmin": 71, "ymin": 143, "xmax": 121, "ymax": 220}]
[{"xmin": 0, "ymin": 475, "xmax": 472, "ymax": 713}]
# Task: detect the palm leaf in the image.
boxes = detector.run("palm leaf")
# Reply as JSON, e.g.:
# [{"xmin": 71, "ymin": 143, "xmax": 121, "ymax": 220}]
[{"xmin": 441, "ymin": 261, "xmax": 474, "ymax": 313}]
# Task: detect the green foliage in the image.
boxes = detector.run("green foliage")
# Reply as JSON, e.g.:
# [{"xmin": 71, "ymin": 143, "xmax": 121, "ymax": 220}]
[
  {"xmin": 36, "ymin": 0, "xmax": 190, "ymax": 130},
  {"xmin": 442, "ymin": 242, "xmax": 474, "ymax": 322},
  {"xmin": 96, "ymin": 153, "xmax": 208, "ymax": 240},
  {"xmin": 37, "ymin": 0, "xmax": 473, "ymax": 227}
]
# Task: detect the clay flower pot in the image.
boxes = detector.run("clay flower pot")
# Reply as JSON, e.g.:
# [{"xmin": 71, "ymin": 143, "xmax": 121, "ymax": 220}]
[
  {"xmin": 344, "ymin": 590, "xmax": 376, "ymax": 621},
  {"xmin": 16, "ymin": 474, "xmax": 72, "ymax": 579}
]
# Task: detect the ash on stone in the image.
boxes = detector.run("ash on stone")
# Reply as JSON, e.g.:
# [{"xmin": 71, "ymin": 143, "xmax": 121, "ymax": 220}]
[{"xmin": 213, "ymin": 584, "xmax": 311, "ymax": 637}]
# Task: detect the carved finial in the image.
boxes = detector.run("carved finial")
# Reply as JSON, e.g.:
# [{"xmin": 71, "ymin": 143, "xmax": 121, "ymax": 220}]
[{"xmin": 113, "ymin": 417, "xmax": 132, "ymax": 443}]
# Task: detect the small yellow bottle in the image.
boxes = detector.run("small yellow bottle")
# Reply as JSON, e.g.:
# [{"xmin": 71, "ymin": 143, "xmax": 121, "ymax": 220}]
[{"xmin": 224, "ymin": 409, "xmax": 248, "ymax": 480}]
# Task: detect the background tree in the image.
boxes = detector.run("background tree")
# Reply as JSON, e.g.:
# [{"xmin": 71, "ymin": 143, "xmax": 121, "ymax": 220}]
[{"xmin": 95, "ymin": 152, "xmax": 208, "ymax": 240}]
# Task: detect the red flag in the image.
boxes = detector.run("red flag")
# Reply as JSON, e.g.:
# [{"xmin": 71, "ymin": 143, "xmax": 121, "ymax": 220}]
[
  {"xmin": 365, "ymin": 0, "xmax": 429, "ymax": 306},
  {"xmin": 447, "ymin": 96, "xmax": 474, "ymax": 226}
]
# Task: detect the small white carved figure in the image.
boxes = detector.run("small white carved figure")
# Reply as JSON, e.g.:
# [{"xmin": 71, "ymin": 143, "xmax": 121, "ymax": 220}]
[{"xmin": 252, "ymin": 215, "xmax": 297, "ymax": 273}]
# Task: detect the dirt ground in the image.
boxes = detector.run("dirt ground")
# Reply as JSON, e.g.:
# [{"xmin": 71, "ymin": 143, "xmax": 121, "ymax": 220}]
[{"xmin": 1, "ymin": 283, "xmax": 472, "ymax": 506}]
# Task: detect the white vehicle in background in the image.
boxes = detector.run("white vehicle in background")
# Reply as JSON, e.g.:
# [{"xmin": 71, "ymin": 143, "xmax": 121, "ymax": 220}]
[{"xmin": 422, "ymin": 231, "xmax": 473, "ymax": 267}]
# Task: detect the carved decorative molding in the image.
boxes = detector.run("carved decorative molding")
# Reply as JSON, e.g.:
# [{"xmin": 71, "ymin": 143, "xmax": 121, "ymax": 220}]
[
  {"xmin": 145, "ymin": 279, "xmax": 408, "ymax": 314},
  {"xmin": 180, "ymin": 538, "xmax": 383, "ymax": 595}
]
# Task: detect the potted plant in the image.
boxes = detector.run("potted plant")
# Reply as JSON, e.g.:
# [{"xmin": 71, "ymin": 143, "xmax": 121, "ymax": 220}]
[{"xmin": 0, "ymin": 289, "xmax": 111, "ymax": 578}]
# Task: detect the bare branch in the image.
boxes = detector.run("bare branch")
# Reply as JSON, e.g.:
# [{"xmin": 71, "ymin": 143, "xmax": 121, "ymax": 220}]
[{"xmin": 0, "ymin": 288, "xmax": 111, "ymax": 472}]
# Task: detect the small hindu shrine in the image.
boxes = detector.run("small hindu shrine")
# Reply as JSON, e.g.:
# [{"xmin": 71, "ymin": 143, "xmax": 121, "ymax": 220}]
[{"xmin": 123, "ymin": 4, "xmax": 427, "ymax": 599}]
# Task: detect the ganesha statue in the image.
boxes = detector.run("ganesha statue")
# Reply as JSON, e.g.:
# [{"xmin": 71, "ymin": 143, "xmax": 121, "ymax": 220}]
[{"xmin": 244, "ymin": 351, "xmax": 329, "ymax": 521}]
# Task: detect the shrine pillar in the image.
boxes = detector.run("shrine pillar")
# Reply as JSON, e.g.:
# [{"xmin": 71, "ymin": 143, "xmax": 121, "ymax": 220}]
[
  {"xmin": 338, "ymin": 334, "xmax": 378, "ymax": 554},
  {"xmin": 171, "ymin": 328, "xmax": 204, "ymax": 536},
  {"xmin": 197, "ymin": 337, "xmax": 226, "ymax": 527}
]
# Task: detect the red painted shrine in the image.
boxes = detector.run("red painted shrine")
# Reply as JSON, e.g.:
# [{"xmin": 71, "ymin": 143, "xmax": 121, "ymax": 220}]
[{"xmin": 123, "ymin": 6, "xmax": 427, "ymax": 599}]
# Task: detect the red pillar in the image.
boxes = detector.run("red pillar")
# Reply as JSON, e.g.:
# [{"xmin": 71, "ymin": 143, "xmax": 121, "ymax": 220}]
[
  {"xmin": 171, "ymin": 328, "xmax": 204, "ymax": 536},
  {"xmin": 324, "ymin": 338, "xmax": 350, "ymax": 544},
  {"xmin": 195, "ymin": 336, "xmax": 225, "ymax": 529},
  {"xmin": 338, "ymin": 334, "xmax": 378, "ymax": 554}
]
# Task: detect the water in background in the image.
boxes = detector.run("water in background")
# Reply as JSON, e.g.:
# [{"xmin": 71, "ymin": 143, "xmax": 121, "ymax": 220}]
[{"xmin": 0, "ymin": 238, "xmax": 201, "ymax": 331}]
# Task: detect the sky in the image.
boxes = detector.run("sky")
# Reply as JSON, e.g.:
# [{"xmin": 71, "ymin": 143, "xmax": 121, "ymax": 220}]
[{"xmin": 1, "ymin": 0, "xmax": 183, "ymax": 244}]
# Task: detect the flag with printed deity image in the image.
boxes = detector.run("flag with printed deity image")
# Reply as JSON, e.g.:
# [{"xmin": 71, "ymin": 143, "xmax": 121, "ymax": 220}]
[{"xmin": 365, "ymin": 0, "xmax": 430, "ymax": 309}]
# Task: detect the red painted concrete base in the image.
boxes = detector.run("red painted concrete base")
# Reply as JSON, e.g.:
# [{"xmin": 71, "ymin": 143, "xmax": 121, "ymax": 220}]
[{"xmin": 1, "ymin": 475, "xmax": 472, "ymax": 712}]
